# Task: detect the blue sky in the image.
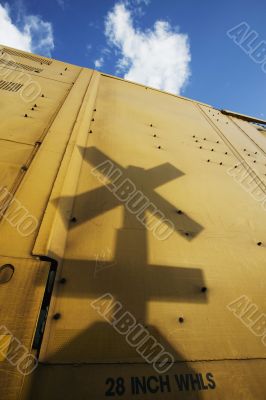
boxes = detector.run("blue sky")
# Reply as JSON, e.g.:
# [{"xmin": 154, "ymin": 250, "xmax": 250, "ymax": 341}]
[{"xmin": 1, "ymin": 0, "xmax": 265, "ymax": 119}]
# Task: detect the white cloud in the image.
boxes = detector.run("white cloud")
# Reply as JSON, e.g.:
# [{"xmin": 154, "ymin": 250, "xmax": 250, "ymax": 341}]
[
  {"xmin": 24, "ymin": 15, "xmax": 54, "ymax": 56},
  {"xmin": 94, "ymin": 56, "xmax": 104, "ymax": 68},
  {"xmin": 0, "ymin": 3, "xmax": 54, "ymax": 56},
  {"xmin": 105, "ymin": 3, "xmax": 191, "ymax": 95}
]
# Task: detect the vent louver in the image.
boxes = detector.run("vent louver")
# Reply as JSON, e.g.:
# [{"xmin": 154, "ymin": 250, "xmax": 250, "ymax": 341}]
[
  {"xmin": 0, "ymin": 59, "xmax": 43, "ymax": 73},
  {"xmin": 1, "ymin": 48, "xmax": 52, "ymax": 65},
  {"xmin": 0, "ymin": 80, "xmax": 23, "ymax": 92}
]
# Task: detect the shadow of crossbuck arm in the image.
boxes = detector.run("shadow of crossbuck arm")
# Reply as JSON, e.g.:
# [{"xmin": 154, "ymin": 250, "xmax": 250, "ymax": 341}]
[{"xmin": 69, "ymin": 146, "xmax": 203, "ymax": 240}]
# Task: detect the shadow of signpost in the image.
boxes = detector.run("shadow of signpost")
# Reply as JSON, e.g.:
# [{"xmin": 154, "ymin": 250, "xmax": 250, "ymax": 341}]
[{"xmin": 29, "ymin": 146, "xmax": 207, "ymax": 399}]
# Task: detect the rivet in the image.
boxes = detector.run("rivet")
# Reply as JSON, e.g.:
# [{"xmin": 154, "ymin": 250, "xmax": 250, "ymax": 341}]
[
  {"xmin": 178, "ymin": 317, "xmax": 184, "ymax": 323},
  {"xmin": 94, "ymin": 109, "xmax": 96, "ymax": 112},
  {"xmin": 234, "ymin": 165, "xmax": 237, "ymax": 168},
  {"xmin": 53, "ymin": 313, "xmax": 61, "ymax": 320},
  {"xmin": 21, "ymin": 165, "xmax": 28, "ymax": 171},
  {"xmin": 176, "ymin": 210, "xmax": 183, "ymax": 215},
  {"xmin": 248, "ymin": 154, "xmax": 250, "ymax": 156},
  {"xmin": 158, "ymin": 146, "xmax": 161, "ymax": 149},
  {"xmin": 207, "ymin": 159, "xmax": 210, "ymax": 162},
  {"xmin": 193, "ymin": 135, "xmax": 195, "ymax": 138},
  {"xmin": 211, "ymin": 148, "xmax": 214, "ymax": 151},
  {"xmin": 65, "ymin": 67, "xmax": 67, "ymax": 71},
  {"xmin": 153, "ymin": 134, "xmax": 157, "ymax": 137},
  {"xmin": 253, "ymin": 160, "xmax": 256, "ymax": 163},
  {"xmin": 220, "ymin": 162, "xmax": 223, "ymax": 165},
  {"xmin": 60, "ymin": 73, "xmax": 63, "ymax": 75},
  {"xmin": 70, "ymin": 217, "xmax": 77, "ymax": 223},
  {"xmin": 34, "ymin": 104, "xmax": 37, "ymax": 107},
  {"xmin": 255, "ymin": 152, "xmax": 257, "ymax": 154},
  {"xmin": 203, "ymin": 138, "xmax": 206, "ymax": 140},
  {"xmin": 244, "ymin": 149, "xmax": 246, "ymax": 151},
  {"xmin": 225, "ymin": 152, "xmax": 228, "ymax": 155},
  {"xmin": 41, "ymin": 94, "xmax": 44, "ymax": 97},
  {"xmin": 91, "ymin": 118, "xmax": 94, "ymax": 121},
  {"xmin": 201, "ymin": 287, "xmax": 207, "ymax": 293},
  {"xmin": 31, "ymin": 107, "xmax": 34, "ymax": 111},
  {"xmin": 150, "ymin": 124, "xmax": 153, "ymax": 127},
  {"xmin": 24, "ymin": 114, "xmax": 28, "ymax": 117},
  {"xmin": 184, "ymin": 232, "xmax": 189, "ymax": 236},
  {"xmin": 216, "ymin": 141, "xmax": 219, "ymax": 144},
  {"xmin": 59, "ymin": 278, "xmax": 66, "ymax": 284},
  {"xmin": 195, "ymin": 140, "xmax": 198, "ymax": 143},
  {"xmin": 257, "ymin": 242, "xmax": 262, "ymax": 246},
  {"xmin": 199, "ymin": 146, "xmax": 202, "ymax": 149}
]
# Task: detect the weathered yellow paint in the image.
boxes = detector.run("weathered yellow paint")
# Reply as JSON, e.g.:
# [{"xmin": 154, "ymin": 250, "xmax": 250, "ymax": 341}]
[{"xmin": 0, "ymin": 45, "xmax": 266, "ymax": 399}]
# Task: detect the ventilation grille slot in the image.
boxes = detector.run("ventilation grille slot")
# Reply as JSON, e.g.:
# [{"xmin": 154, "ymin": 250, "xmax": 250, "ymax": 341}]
[
  {"xmin": 0, "ymin": 59, "xmax": 43, "ymax": 73},
  {"xmin": 0, "ymin": 80, "xmax": 23, "ymax": 92},
  {"xmin": 1, "ymin": 48, "xmax": 52, "ymax": 65}
]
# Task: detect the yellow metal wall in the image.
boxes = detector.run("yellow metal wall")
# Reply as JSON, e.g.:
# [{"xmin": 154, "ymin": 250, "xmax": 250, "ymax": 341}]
[{"xmin": 0, "ymin": 46, "xmax": 266, "ymax": 399}]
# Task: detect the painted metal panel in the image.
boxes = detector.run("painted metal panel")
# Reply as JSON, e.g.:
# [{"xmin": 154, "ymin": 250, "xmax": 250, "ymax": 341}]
[
  {"xmin": 39, "ymin": 75, "xmax": 266, "ymax": 368},
  {"xmin": 0, "ymin": 46, "xmax": 265, "ymax": 399},
  {"xmin": 0, "ymin": 257, "xmax": 49, "ymax": 400},
  {"xmin": 0, "ymin": 140, "xmax": 35, "ymax": 194}
]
